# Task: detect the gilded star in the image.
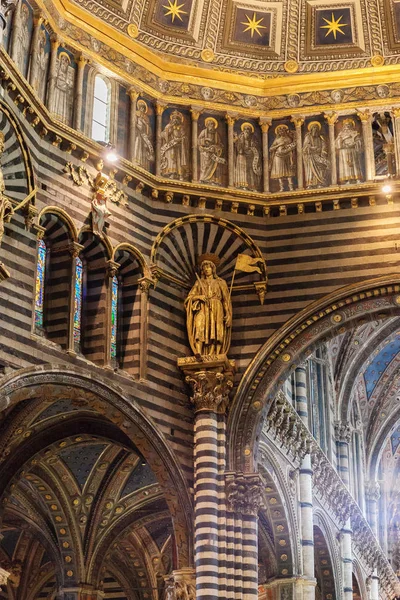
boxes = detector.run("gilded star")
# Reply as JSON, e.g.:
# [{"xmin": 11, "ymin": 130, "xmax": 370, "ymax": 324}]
[
  {"xmin": 241, "ymin": 12, "xmax": 267, "ymax": 38},
  {"xmin": 320, "ymin": 12, "xmax": 348, "ymax": 39},
  {"xmin": 163, "ymin": 0, "xmax": 187, "ymax": 22}
]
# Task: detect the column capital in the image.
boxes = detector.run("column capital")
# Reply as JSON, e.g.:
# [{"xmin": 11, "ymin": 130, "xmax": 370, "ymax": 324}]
[
  {"xmin": 128, "ymin": 86, "xmax": 140, "ymax": 101},
  {"xmin": 156, "ymin": 101, "xmax": 166, "ymax": 116},
  {"xmin": 106, "ymin": 259, "xmax": 120, "ymax": 278},
  {"xmin": 226, "ymin": 112, "xmax": 238, "ymax": 126},
  {"xmin": 76, "ymin": 54, "xmax": 89, "ymax": 66},
  {"xmin": 357, "ymin": 109, "xmax": 372, "ymax": 123},
  {"xmin": 324, "ymin": 112, "xmax": 338, "ymax": 126},
  {"xmin": 259, "ymin": 117, "xmax": 272, "ymax": 133},
  {"xmin": 33, "ymin": 12, "xmax": 45, "ymax": 26},
  {"xmin": 365, "ymin": 480, "xmax": 381, "ymax": 502},
  {"xmin": 225, "ymin": 472, "xmax": 266, "ymax": 515},
  {"xmin": 334, "ymin": 421, "xmax": 351, "ymax": 444},
  {"xmin": 68, "ymin": 241, "xmax": 84, "ymax": 259},
  {"xmin": 138, "ymin": 276, "xmax": 153, "ymax": 294},
  {"xmin": 164, "ymin": 568, "xmax": 195, "ymax": 600},
  {"xmin": 184, "ymin": 367, "xmax": 234, "ymax": 413},
  {"xmin": 50, "ymin": 35, "xmax": 60, "ymax": 51},
  {"xmin": 190, "ymin": 106, "xmax": 202, "ymax": 120},
  {"xmin": 291, "ymin": 116, "xmax": 305, "ymax": 128},
  {"xmin": 391, "ymin": 107, "xmax": 400, "ymax": 119}
]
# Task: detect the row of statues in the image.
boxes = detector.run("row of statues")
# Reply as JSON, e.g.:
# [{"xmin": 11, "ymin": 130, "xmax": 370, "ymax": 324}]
[{"xmin": 134, "ymin": 107, "xmax": 385, "ymax": 190}]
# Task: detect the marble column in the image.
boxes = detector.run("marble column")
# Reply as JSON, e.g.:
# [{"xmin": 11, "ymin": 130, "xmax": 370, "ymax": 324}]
[
  {"xmin": 340, "ymin": 523, "xmax": 353, "ymax": 600},
  {"xmin": 259, "ymin": 117, "xmax": 272, "ymax": 193},
  {"xmin": 46, "ymin": 36, "xmax": 60, "ymax": 114},
  {"xmin": 334, "ymin": 422, "xmax": 351, "ymax": 487},
  {"xmin": 191, "ymin": 107, "xmax": 202, "ymax": 183},
  {"xmin": 67, "ymin": 241, "xmax": 84, "ymax": 355},
  {"xmin": 28, "ymin": 12, "xmax": 44, "ymax": 88},
  {"xmin": 225, "ymin": 472, "xmax": 264, "ymax": 600},
  {"xmin": 390, "ymin": 108, "xmax": 400, "ymax": 178},
  {"xmin": 181, "ymin": 359, "xmax": 236, "ymax": 600},
  {"xmin": 155, "ymin": 102, "xmax": 165, "ymax": 177},
  {"xmin": 324, "ymin": 113, "xmax": 338, "ymax": 185},
  {"xmin": 369, "ymin": 573, "xmax": 379, "ymax": 600},
  {"xmin": 299, "ymin": 452, "xmax": 316, "ymax": 600},
  {"xmin": 358, "ymin": 111, "xmax": 374, "ymax": 181},
  {"xmin": 226, "ymin": 113, "xmax": 237, "ymax": 188},
  {"xmin": 291, "ymin": 117, "xmax": 304, "ymax": 189},
  {"xmin": 365, "ymin": 481, "xmax": 380, "ymax": 537},
  {"xmin": 294, "ymin": 364, "xmax": 308, "ymax": 425},
  {"xmin": 128, "ymin": 88, "xmax": 139, "ymax": 163},
  {"xmin": 74, "ymin": 55, "xmax": 87, "ymax": 131},
  {"xmin": 138, "ymin": 277, "xmax": 152, "ymax": 381}
]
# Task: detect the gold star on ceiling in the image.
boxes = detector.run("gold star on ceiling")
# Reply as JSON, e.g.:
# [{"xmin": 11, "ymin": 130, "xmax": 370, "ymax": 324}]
[
  {"xmin": 241, "ymin": 12, "xmax": 267, "ymax": 38},
  {"xmin": 163, "ymin": 0, "xmax": 187, "ymax": 22},
  {"xmin": 320, "ymin": 12, "xmax": 348, "ymax": 39}
]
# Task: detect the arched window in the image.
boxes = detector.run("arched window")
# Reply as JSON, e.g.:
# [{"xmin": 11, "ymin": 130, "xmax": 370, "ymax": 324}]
[
  {"xmin": 91, "ymin": 75, "xmax": 110, "ymax": 143},
  {"xmin": 73, "ymin": 256, "xmax": 83, "ymax": 353},
  {"xmin": 110, "ymin": 274, "xmax": 119, "ymax": 364},
  {"xmin": 35, "ymin": 239, "xmax": 47, "ymax": 330}
]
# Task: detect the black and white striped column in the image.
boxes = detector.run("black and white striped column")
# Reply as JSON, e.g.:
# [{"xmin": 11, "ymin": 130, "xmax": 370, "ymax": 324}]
[
  {"xmin": 335, "ymin": 422, "xmax": 351, "ymax": 487},
  {"xmin": 185, "ymin": 366, "xmax": 234, "ymax": 600},
  {"xmin": 294, "ymin": 365, "xmax": 308, "ymax": 424}
]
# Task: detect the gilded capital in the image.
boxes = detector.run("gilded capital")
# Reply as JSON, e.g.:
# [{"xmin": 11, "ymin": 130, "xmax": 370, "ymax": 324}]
[
  {"xmin": 138, "ymin": 277, "xmax": 153, "ymax": 294},
  {"xmin": 226, "ymin": 114, "xmax": 237, "ymax": 127},
  {"xmin": 156, "ymin": 102, "xmax": 166, "ymax": 116},
  {"xmin": 185, "ymin": 370, "xmax": 233, "ymax": 414},
  {"xmin": 128, "ymin": 87, "xmax": 140, "ymax": 102},
  {"xmin": 324, "ymin": 112, "xmax": 338, "ymax": 126},
  {"xmin": 225, "ymin": 472, "xmax": 266, "ymax": 515},
  {"xmin": 190, "ymin": 107, "xmax": 202, "ymax": 121},
  {"xmin": 357, "ymin": 110, "xmax": 372, "ymax": 123},
  {"xmin": 391, "ymin": 107, "xmax": 400, "ymax": 119},
  {"xmin": 290, "ymin": 116, "xmax": 304, "ymax": 128},
  {"xmin": 106, "ymin": 259, "xmax": 120, "ymax": 278},
  {"xmin": 50, "ymin": 36, "xmax": 60, "ymax": 51},
  {"xmin": 259, "ymin": 117, "xmax": 272, "ymax": 133}
]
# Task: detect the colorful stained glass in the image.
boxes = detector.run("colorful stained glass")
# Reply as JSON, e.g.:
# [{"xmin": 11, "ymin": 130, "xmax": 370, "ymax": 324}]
[
  {"xmin": 73, "ymin": 257, "xmax": 83, "ymax": 352},
  {"xmin": 111, "ymin": 275, "xmax": 118, "ymax": 361},
  {"xmin": 34, "ymin": 239, "xmax": 46, "ymax": 329}
]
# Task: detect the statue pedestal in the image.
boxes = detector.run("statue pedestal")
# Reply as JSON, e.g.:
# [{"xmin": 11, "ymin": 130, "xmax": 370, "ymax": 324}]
[{"xmin": 177, "ymin": 353, "xmax": 235, "ymax": 376}]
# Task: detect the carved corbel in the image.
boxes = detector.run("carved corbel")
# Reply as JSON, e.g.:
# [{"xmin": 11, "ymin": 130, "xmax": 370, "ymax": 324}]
[{"xmin": 225, "ymin": 472, "xmax": 266, "ymax": 515}]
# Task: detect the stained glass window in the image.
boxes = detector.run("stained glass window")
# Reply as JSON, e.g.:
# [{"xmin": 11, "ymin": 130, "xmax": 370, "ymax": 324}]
[
  {"xmin": 111, "ymin": 275, "xmax": 118, "ymax": 362},
  {"xmin": 35, "ymin": 239, "xmax": 46, "ymax": 330},
  {"xmin": 74, "ymin": 257, "xmax": 83, "ymax": 352}
]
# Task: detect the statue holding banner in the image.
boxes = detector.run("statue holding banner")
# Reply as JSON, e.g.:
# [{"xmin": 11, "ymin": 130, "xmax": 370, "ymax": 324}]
[{"xmin": 185, "ymin": 256, "xmax": 232, "ymax": 357}]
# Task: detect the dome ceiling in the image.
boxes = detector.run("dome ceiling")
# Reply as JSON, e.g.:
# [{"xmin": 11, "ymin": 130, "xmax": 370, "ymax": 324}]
[{"xmin": 38, "ymin": 0, "xmax": 400, "ymax": 94}]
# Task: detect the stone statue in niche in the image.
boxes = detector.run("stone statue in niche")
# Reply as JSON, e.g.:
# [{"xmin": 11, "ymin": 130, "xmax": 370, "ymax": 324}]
[
  {"xmin": 160, "ymin": 110, "xmax": 189, "ymax": 180},
  {"xmin": 303, "ymin": 121, "xmax": 329, "ymax": 188},
  {"xmin": 269, "ymin": 124, "xmax": 296, "ymax": 192},
  {"xmin": 51, "ymin": 51, "xmax": 74, "ymax": 125},
  {"xmin": 134, "ymin": 99, "xmax": 154, "ymax": 171},
  {"xmin": 198, "ymin": 117, "xmax": 225, "ymax": 185},
  {"xmin": 185, "ymin": 255, "xmax": 232, "ymax": 358},
  {"xmin": 33, "ymin": 28, "xmax": 48, "ymax": 102},
  {"xmin": 233, "ymin": 122, "xmax": 262, "ymax": 191},
  {"xmin": 373, "ymin": 113, "xmax": 395, "ymax": 176},
  {"xmin": 335, "ymin": 118, "xmax": 363, "ymax": 184},
  {"xmin": 14, "ymin": 2, "xmax": 29, "ymax": 74},
  {"xmin": 91, "ymin": 173, "xmax": 111, "ymax": 239}
]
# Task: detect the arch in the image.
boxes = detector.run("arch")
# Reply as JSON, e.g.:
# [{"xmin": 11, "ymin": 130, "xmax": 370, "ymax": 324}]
[
  {"xmin": 78, "ymin": 226, "xmax": 113, "ymax": 260},
  {"xmin": 112, "ymin": 243, "xmax": 148, "ymax": 276},
  {"xmin": 352, "ymin": 560, "xmax": 367, "ymax": 600},
  {"xmin": 38, "ymin": 206, "xmax": 78, "ymax": 242},
  {"xmin": 228, "ymin": 274, "xmax": 400, "ymax": 473},
  {"xmin": 0, "ymin": 365, "xmax": 193, "ymax": 570},
  {"xmin": 313, "ymin": 522, "xmax": 338, "ymax": 600}
]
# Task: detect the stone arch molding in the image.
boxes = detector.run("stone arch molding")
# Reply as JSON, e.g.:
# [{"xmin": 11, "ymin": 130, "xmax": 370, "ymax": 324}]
[
  {"xmin": 150, "ymin": 213, "xmax": 267, "ymax": 296},
  {"xmin": 0, "ymin": 364, "xmax": 193, "ymax": 569},
  {"xmin": 228, "ymin": 274, "xmax": 400, "ymax": 473}
]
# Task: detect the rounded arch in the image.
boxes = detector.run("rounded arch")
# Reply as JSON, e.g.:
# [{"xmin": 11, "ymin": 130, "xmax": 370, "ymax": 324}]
[
  {"xmin": 0, "ymin": 364, "xmax": 193, "ymax": 569},
  {"xmin": 38, "ymin": 206, "xmax": 78, "ymax": 242},
  {"xmin": 112, "ymin": 242, "xmax": 148, "ymax": 276},
  {"xmin": 313, "ymin": 520, "xmax": 339, "ymax": 600},
  {"xmin": 352, "ymin": 559, "xmax": 367, "ymax": 600},
  {"xmin": 78, "ymin": 226, "xmax": 113, "ymax": 260},
  {"xmin": 228, "ymin": 274, "xmax": 400, "ymax": 473}
]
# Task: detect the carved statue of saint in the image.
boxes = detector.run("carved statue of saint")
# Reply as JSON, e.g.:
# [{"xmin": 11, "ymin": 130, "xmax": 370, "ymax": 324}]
[
  {"xmin": 185, "ymin": 256, "xmax": 232, "ymax": 357},
  {"xmin": 160, "ymin": 110, "xmax": 189, "ymax": 180},
  {"xmin": 91, "ymin": 173, "xmax": 111, "ymax": 239},
  {"xmin": 269, "ymin": 124, "xmax": 296, "ymax": 192},
  {"xmin": 134, "ymin": 99, "xmax": 154, "ymax": 171},
  {"xmin": 33, "ymin": 28, "xmax": 48, "ymax": 102},
  {"xmin": 14, "ymin": 2, "xmax": 29, "ymax": 74},
  {"xmin": 198, "ymin": 117, "xmax": 225, "ymax": 184},
  {"xmin": 303, "ymin": 121, "xmax": 329, "ymax": 188},
  {"xmin": 164, "ymin": 578, "xmax": 176, "ymax": 600},
  {"xmin": 233, "ymin": 122, "xmax": 262, "ymax": 190},
  {"xmin": 51, "ymin": 51, "xmax": 74, "ymax": 125},
  {"xmin": 335, "ymin": 118, "xmax": 363, "ymax": 184}
]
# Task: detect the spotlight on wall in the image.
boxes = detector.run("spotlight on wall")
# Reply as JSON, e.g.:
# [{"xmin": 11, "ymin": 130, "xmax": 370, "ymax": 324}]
[
  {"xmin": 104, "ymin": 143, "xmax": 118, "ymax": 163},
  {"xmin": 382, "ymin": 183, "xmax": 392, "ymax": 194}
]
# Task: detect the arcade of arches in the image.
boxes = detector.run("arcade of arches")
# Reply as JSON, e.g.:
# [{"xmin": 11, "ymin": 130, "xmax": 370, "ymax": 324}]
[{"xmin": 3, "ymin": 0, "xmax": 400, "ymax": 598}]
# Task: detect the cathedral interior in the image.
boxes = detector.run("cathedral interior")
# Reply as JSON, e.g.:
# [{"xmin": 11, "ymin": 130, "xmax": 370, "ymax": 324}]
[{"xmin": 2, "ymin": 0, "xmax": 400, "ymax": 598}]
